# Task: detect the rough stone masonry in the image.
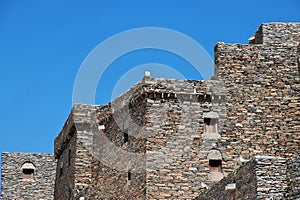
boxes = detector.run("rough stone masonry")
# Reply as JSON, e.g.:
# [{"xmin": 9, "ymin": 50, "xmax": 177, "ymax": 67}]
[{"xmin": 1, "ymin": 22, "xmax": 300, "ymax": 200}]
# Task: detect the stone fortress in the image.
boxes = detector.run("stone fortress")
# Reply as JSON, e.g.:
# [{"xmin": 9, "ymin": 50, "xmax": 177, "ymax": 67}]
[{"xmin": 1, "ymin": 22, "xmax": 300, "ymax": 199}]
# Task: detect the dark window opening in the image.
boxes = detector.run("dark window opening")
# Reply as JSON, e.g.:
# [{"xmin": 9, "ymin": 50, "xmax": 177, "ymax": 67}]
[
  {"xmin": 124, "ymin": 131, "xmax": 129, "ymax": 143},
  {"xmin": 59, "ymin": 167, "xmax": 63, "ymax": 178},
  {"xmin": 198, "ymin": 95, "xmax": 204, "ymax": 102},
  {"xmin": 209, "ymin": 160, "xmax": 222, "ymax": 172},
  {"xmin": 68, "ymin": 149, "xmax": 71, "ymax": 167},
  {"xmin": 127, "ymin": 171, "xmax": 131, "ymax": 181},
  {"xmin": 204, "ymin": 94, "xmax": 211, "ymax": 102},
  {"xmin": 204, "ymin": 118, "xmax": 218, "ymax": 133},
  {"xmin": 22, "ymin": 162, "xmax": 35, "ymax": 180},
  {"xmin": 23, "ymin": 168, "xmax": 34, "ymax": 179}
]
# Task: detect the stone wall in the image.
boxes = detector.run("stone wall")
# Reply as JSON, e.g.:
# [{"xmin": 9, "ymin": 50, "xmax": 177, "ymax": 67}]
[
  {"xmin": 55, "ymin": 76, "xmax": 227, "ymax": 199},
  {"xmin": 89, "ymin": 97, "xmax": 147, "ymax": 199},
  {"xmin": 106, "ymin": 77, "xmax": 226, "ymax": 199},
  {"xmin": 74, "ymin": 87, "xmax": 147, "ymax": 199},
  {"xmin": 196, "ymin": 156, "xmax": 288, "ymax": 200},
  {"xmin": 54, "ymin": 105, "xmax": 95, "ymax": 200},
  {"xmin": 43, "ymin": 22, "xmax": 300, "ymax": 200},
  {"xmin": 142, "ymin": 78, "xmax": 226, "ymax": 199},
  {"xmin": 286, "ymin": 153, "xmax": 300, "ymax": 199},
  {"xmin": 1, "ymin": 152, "xmax": 56, "ymax": 200},
  {"xmin": 255, "ymin": 156, "xmax": 287, "ymax": 199},
  {"xmin": 214, "ymin": 38, "xmax": 300, "ymax": 176},
  {"xmin": 249, "ymin": 22, "xmax": 300, "ymax": 45},
  {"xmin": 210, "ymin": 21, "xmax": 300, "ymax": 199},
  {"xmin": 196, "ymin": 158, "xmax": 257, "ymax": 200},
  {"xmin": 197, "ymin": 156, "xmax": 288, "ymax": 199},
  {"xmin": 54, "ymin": 124, "xmax": 76, "ymax": 200},
  {"xmin": 55, "ymin": 100, "xmax": 147, "ymax": 199}
]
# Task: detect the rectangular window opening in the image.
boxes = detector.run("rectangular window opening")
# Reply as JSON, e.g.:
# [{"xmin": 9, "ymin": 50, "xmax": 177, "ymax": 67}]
[
  {"xmin": 59, "ymin": 167, "xmax": 63, "ymax": 178},
  {"xmin": 68, "ymin": 149, "xmax": 71, "ymax": 167},
  {"xmin": 22, "ymin": 168, "xmax": 34, "ymax": 179},
  {"xmin": 209, "ymin": 160, "xmax": 222, "ymax": 172},
  {"xmin": 204, "ymin": 118, "xmax": 218, "ymax": 133},
  {"xmin": 204, "ymin": 94, "xmax": 212, "ymax": 102},
  {"xmin": 124, "ymin": 131, "xmax": 129, "ymax": 143},
  {"xmin": 127, "ymin": 171, "xmax": 131, "ymax": 181}
]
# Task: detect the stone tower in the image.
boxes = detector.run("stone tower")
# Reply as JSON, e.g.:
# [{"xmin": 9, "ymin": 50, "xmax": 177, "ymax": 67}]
[
  {"xmin": 54, "ymin": 78, "xmax": 226, "ymax": 199},
  {"xmin": 1, "ymin": 22, "xmax": 300, "ymax": 200},
  {"xmin": 54, "ymin": 22, "xmax": 300, "ymax": 199}
]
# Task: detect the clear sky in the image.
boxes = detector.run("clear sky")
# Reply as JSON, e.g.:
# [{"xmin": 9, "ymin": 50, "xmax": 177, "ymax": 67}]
[{"xmin": 0, "ymin": 0, "xmax": 299, "ymax": 157}]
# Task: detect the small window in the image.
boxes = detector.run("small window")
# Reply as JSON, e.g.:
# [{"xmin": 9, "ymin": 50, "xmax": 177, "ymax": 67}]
[
  {"xmin": 123, "ymin": 130, "xmax": 129, "ymax": 143},
  {"xmin": 204, "ymin": 118, "xmax": 218, "ymax": 133},
  {"xmin": 68, "ymin": 149, "xmax": 71, "ymax": 167},
  {"xmin": 22, "ymin": 162, "xmax": 35, "ymax": 179},
  {"xmin": 209, "ymin": 160, "xmax": 222, "ymax": 172},
  {"xmin": 126, "ymin": 170, "xmax": 132, "ymax": 186},
  {"xmin": 127, "ymin": 171, "xmax": 131, "ymax": 181},
  {"xmin": 59, "ymin": 162, "xmax": 64, "ymax": 179},
  {"xmin": 204, "ymin": 94, "xmax": 211, "ymax": 102},
  {"xmin": 59, "ymin": 167, "xmax": 63, "ymax": 177}
]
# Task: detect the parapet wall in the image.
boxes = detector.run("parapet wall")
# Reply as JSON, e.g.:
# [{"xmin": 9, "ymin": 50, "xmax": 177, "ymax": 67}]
[
  {"xmin": 196, "ymin": 159, "xmax": 257, "ymax": 200},
  {"xmin": 1, "ymin": 152, "xmax": 56, "ymax": 200},
  {"xmin": 197, "ymin": 156, "xmax": 288, "ymax": 199},
  {"xmin": 249, "ymin": 22, "xmax": 300, "ymax": 45}
]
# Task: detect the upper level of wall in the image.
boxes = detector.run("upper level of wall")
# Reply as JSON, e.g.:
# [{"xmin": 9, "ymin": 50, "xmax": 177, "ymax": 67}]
[
  {"xmin": 54, "ymin": 76, "xmax": 226, "ymax": 157},
  {"xmin": 249, "ymin": 22, "xmax": 300, "ymax": 45},
  {"xmin": 214, "ymin": 23, "xmax": 300, "ymax": 160},
  {"xmin": 1, "ymin": 152, "xmax": 56, "ymax": 200}
]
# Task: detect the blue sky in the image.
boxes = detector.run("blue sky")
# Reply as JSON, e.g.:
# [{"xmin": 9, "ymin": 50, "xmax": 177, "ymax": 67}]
[{"xmin": 0, "ymin": 0, "xmax": 299, "ymax": 157}]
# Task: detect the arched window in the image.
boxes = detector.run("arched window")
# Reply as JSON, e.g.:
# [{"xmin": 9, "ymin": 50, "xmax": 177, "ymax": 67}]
[{"xmin": 21, "ymin": 162, "xmax": 35, "ymax": 179}]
